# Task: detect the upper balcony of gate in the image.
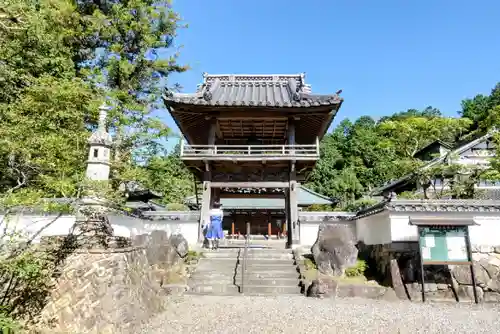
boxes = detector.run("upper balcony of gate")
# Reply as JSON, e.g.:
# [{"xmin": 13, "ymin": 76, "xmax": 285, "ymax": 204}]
[{"xmin": 163, "ymin": 73, "xmax": 343, "ymax": 163}]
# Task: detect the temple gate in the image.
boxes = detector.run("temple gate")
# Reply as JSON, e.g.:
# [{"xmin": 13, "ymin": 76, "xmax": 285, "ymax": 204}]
[{"xmin": 163, "ymin": 73, "xmax": 343, "ymax": 248}]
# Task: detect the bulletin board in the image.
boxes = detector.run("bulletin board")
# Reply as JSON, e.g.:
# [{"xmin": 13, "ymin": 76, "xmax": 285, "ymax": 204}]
[{"xmin": 418, "ymin": 226, "xmax": 470, "ymax": 264}]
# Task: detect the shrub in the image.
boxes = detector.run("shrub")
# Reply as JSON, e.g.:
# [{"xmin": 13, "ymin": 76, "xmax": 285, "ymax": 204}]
[
  {"xmin": 303, "ymin": 256, "xmax": 317, "ymax": 270},
  {"xmin": 184, "ymin": 250, "xmax": 203, "ymax": 263},
  {"xmin": 165, "ymin": 203, "xmax": 189, "ymax": 211},
  {"xmin": 345, "ymin": 260, "xmax": 368, "ymax": 277}
]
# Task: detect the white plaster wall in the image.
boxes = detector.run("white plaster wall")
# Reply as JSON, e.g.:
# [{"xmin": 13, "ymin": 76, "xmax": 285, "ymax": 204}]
[
  {"xmin": 1, "ymin": 213, "xmax": 200, "ymax": 246},
  {"xmin": 469, "ymin": 217, "xmax": 500, "ymax": 247},
  {"xmin": 0, "ymin": 214, "xmax": 77, "ymax": 242},
  {"xmin": 142, "ymin": 221, "xmax": 199, "ymax": 245},
  {"xmin": 361, "ymin": 213, "xmax": 500, "ymax": 247},
  {"xmin": 390, "ymin": 216, "xmax": 417, "ymax": 242},
  {"xmin": 356, "ymin": 211, "xmax": 392, "ymax": 245},
  {"xmin": 299, "ymin": 220, "xmax": 357, "ymax": 246}
]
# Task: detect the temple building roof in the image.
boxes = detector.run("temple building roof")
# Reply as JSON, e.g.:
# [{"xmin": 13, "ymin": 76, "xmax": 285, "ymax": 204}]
[
  {"xmin": 163, "ymin": 73, "xmax": 342, "ymax": 108},
  {"xmin": 163, "ymin": 72, "xmax": 344, "ymax": 145}
]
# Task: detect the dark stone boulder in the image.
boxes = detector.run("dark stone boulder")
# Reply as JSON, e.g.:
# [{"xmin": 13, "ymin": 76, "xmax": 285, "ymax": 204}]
[
  {"xmin": 306, "ymin": 279, "xmax": 324, "ymax": 298},
  {"xmin": 311, "ymin": 223, "xmax": 358, "ymax": 276},
  {"xmin": 169, "ymin": 233, "xmax": 189, "ymax": 258}
]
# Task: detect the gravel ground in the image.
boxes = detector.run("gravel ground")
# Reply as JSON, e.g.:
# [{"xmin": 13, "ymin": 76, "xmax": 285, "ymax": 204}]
[{"xmin": 140, "ymin": 295, "xmax": 500, "ymax": 334}]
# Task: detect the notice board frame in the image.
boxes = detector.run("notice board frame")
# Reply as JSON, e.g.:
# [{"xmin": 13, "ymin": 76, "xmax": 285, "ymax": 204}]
[{"xmin": 410, "ymin": 217, "xmax": 478, "ymax": 304}]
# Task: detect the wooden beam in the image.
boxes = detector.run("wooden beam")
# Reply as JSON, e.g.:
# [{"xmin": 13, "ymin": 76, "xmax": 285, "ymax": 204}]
[
  {"xmin": 220, "ymin": 193, "xmax": 284, "ymax": 199},
  {"xmin": 211, "ymin": 181, "xmax": 289, "ymax": 188}
]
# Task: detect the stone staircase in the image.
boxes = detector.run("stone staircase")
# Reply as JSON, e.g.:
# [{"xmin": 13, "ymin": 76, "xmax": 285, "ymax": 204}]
[{"xmin": 187, "ymin": 247, "xmax": 301, "ymax": 296}]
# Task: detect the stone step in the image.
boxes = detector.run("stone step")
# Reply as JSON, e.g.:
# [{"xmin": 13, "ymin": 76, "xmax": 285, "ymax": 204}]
[
  {"xmin": 189, "ymin": 283, "xmax": 240, "ymax": 294},
  {"xmin": 190, "ymin": 277, "xmax": 300, "ymax": 287},
  {"xmin": 195, "ymin": 260, "xmax": 296, "ymax": 271},
  {"xmin": 239, "ymin": 285, "xmax": 301, "ymax": 295},
  {"xmin": 202, "ymin": 252, "xmax": 294, "ymax": 260},
  {"xmin": 202, "ymin": 247, "xmax": 292, "ymax": 252},
  {"xmin": 206, "ymin": 266, "xmax": 299, "ymax": 278},
  {"xmin": 188, "ymin": 283, "xmax": 301, "ymax": 295},
  {"xmin": 192, "ymin": 266, "xmax": 299, "ymax": 278},
  {"xmin": 185, "ymin": 291, "xmax": 240, "ymax": 296},
  {"xmin": 239, "ymin": 260, "xmax": 296, "ymax": 267},
  {"xmin": 196, "ymin": 259, "xmax": 238, "ymax": 267}
]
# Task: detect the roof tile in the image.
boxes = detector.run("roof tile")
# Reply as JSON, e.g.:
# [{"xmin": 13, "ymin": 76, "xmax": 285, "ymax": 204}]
[{"xmin": 163, "ymin": 73, "xmax": 342, "ymax": 108}]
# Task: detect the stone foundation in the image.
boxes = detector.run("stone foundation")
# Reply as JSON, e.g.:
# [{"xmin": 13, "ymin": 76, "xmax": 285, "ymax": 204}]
[
  {"xmin": 294, "ymin": 248, "xmax": 398, "ymax": 301},
  {"xmin": 362, "ymin": 242, "xmax": 500, "ymax": 303},
  {"xmin": 32, "ymin": 231, "xmax": 190, "ymax": 333}
]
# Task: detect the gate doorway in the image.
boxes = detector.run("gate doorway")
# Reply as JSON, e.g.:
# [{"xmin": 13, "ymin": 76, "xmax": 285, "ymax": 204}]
[{"xmin": 223, "ymin": 209, "xmax": 287, "ymax": 240}]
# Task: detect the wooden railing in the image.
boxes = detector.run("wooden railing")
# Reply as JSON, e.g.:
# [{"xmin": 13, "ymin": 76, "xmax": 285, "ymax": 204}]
[{"xmin": 180, "ymin": 139, "xmax": 320, "ymax": 160}]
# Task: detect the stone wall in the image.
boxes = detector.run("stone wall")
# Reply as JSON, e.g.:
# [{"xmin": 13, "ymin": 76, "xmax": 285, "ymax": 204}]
[
  {"xmin": 34, "ymin": 230, "xmax": 189, "ymax": 333},
  {"xmin": 362, "ymin": 242, "xmax": 500, "ymax": 303}
]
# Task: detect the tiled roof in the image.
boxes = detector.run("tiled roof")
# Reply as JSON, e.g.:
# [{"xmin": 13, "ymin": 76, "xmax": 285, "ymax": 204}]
[
  {"xmin": 355, "ymin": 199, "xmax": 500, "ymax": 219},
  {"xmin": 163, "ymin": 73, "xmax": 342, "ymax": 108}
]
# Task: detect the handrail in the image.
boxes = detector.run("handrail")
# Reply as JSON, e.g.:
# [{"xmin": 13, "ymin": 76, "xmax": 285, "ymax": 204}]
[
  {"xmin": 181, "ymin": 143, "xmax": 319, "ymax": 158},
  {"xmin": 183, "ymin": 144, "xmax": 317, "ymax": 148},
  {"xmin": 241, "ymin": 221, "xmax": 250, "ymax": 294}
]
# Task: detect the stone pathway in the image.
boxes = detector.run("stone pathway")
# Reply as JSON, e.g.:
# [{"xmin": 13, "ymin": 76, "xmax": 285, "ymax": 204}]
[{"xmin": 140, "ymin": 295, "xmax": 500, "ymax": 334}]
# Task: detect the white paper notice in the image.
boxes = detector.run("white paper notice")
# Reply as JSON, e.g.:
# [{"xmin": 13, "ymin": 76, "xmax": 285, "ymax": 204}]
[
  {"xmin": 424, "ymin": 235, "xmax": 435, "ymax": 248},
  {"xmin": 447, "ymin": 236, "xmax": 467, "ymax": 261},
  {"xmin": 421, "ymin": 247, "xmax": 431, "ymax": 260}
]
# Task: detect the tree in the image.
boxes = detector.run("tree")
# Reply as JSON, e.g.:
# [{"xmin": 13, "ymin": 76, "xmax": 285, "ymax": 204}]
[
  {"xmin": 379, "ymin": 106, "xmax": 442, "ymax": 122},
  {"xmin": 0, "ymin": 0, "xmax": 189, "ymax": 198},
  {"xmin": 460, "ymin": 83, "xmax": 500, "ymax": 132},
  {"xmin": 73, "ymin": 0, "xmax": 188, "ymax": 187},
  {"xmin": 141, "ymin": 144, "xmax": 195, "ymax": 205},
  {"xmin": 0, "ymin": 0, "xmax": 99, "ymax": 197},
  {"xmin": 377, "ymin": 117, "xmax": 472, "ymax": 158}
]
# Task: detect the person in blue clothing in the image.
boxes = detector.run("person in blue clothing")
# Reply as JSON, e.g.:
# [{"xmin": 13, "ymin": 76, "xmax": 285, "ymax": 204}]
[{"xmin": 206, "ymin": 201, "xmax": 224, "ymax": 250}]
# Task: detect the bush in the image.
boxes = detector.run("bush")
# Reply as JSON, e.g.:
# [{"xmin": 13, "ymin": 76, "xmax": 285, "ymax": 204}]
[
  {"xmin": 303, "ymin": 256, "xmax": 317, "ymax": 270},
  {"xmin": 345, "ymin": 260, "xmax": 368, "ymax": 277},
  {"xmin": 184, "ymin": 250, "xmax": 203, "ymax": 263},
  {"xmin": 165, "ymin": 203, "xmax": 189, "ymax": 211}
]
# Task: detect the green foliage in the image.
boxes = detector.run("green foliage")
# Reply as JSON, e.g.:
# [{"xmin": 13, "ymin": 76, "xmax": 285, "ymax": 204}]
[
  {"xmin": 185, "ymin": 250, "xmax": 203, "ymax": 263},
  {"xmin": 414, "ymin": 160, "xmax": 487, "ymax": 199},
  {"xmin": 307, "ymin": 84, "xmax": 500, "ymax": 204},
  {"xmin": 165, "ymin": 203, "xmax": 189, "ymax": 211},
  {"xmin": 0, "ymin": 1, "xmax": 189, "ymax": 330},
  {"xmin": 460, "ymin": 83, "xmax": 500, "ymax": 132},
  {"xmin": 302, "ymin": 204, "xmax": 335, "ymax": 212},
  {"xmin": 377, "ymin": 117, "xmax": 471, "ymax": 158},
  {"xmin": 342, "ymin": 198, "xmax": 378, "ymax": 212},
  {"xmin": 345, "ymin": 260, "xmax": 368, "ymax": 277},
  {"xmin": 303, "ymin": 256, "xmax": 317, "ymax": 271},
  {"xmin": 141, "ymin": 150, "xmax": 195, "ymax": 205}
]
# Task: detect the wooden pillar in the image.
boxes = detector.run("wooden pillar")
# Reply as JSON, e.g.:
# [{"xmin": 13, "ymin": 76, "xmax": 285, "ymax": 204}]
[
  {"xmin": 285, "ymin": 186, "xmax": 292, "ymax": 247},
  {"xmin": 289, "ymin": 180, "xmax": 299, "ymax": 245},
  {"xmin": 286, "ymin": 166, "xmax": 299, "ymax": 248},
  {"xmin": 288, "ymin": 118, "xmax": 296, "ymax": 154},
  {"xmin": 199, "ymin": 170, "xmax": 211, "ymax": 243},
  {"xmin": 210, "ymin": 187, "xmax": 220, "ymax": 207},
  {"xmin": 208, "ymin": 118, "xmax": 217, "ymax": 146}
]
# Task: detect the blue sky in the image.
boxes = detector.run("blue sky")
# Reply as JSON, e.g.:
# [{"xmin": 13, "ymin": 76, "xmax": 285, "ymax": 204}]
[{"xmin": 162, "ymin": 0, "xmax": 500, "ymax": 146}]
